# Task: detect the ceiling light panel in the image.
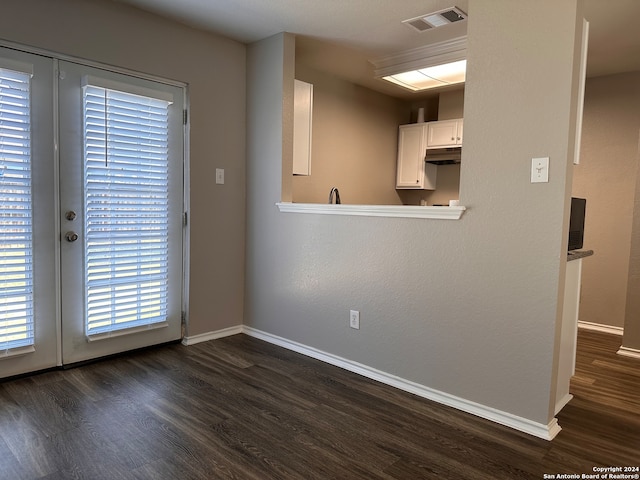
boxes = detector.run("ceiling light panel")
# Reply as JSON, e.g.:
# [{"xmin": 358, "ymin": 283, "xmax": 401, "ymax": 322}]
[
  {"xmin": 385, "ymin": 60, "xmax": 465, "ymax": 92},
  {"xmin": 384, "ymin": 71, "xmax": 447, "ymax": 91},
  {"xmin": 371, "ymin": 37, "xmax": 467, "ymax": 92},
  {"xmin": 418, "ymin": 59, "xmax": 466, "ymax": 84}
]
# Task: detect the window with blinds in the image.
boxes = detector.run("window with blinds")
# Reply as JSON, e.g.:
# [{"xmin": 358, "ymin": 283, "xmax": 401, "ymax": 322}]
[
  {"xmin": 0, "ymin": 67, "xmax": 34, "ymax": 351},
  {"xmin": 83, "ymin": 85, "xmax": 172, "ymax": 336}
]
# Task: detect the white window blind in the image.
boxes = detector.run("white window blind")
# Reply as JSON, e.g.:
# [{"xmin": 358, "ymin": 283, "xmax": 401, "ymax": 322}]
[
  {"xmin": 83, "ymin": 85, "xmax": 172, "ymax": 336},
  {"xmin": 0, "ymin": 67, "xmax": 34, "ymax": 351}
]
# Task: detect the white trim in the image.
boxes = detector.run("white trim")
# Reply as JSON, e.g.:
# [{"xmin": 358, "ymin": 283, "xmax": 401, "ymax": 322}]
[
  {"xmin": 181, "ymin": 325, "xmax": 243, "ymax": 346},
  {"xmin": 243, "ymin": 326, "xmax": 561, "ymax": 441},
  {"xmin": 276, "ymin": 202, "xmax": 466, "ymax": 220},
  {"xmin": 83, "ymin": 75, "xmax": 174, "ymax": 103},
  {"xmin": 181, "ymin": 86, "xmax": 191, "ymax": 342},
  {"xmin": 0, "ymin": 57, "xmax": 34, "ymax": 75},
  {"xmin": 371, "ymin": 36, "xmax": 467, "ymax": 78},
  {"xmin": 554, "ymin": 393, "xmax": 574, "ymax": 415},
  {"xmin": 573, "ymin": 19, "xmax": 589, "ymax": 165},
  {"xmin": 578, "ymin": 321, "xmax": 623, "ymax": 336},
  {"xmin": 53, "ymin": 59, "xmax": 63, "ymax": 367},
  {"xmin": 617, "ymin": 346, "xmax": 640, "ymax": 360},
  {"xmin": 0, "ymin": 345, "xmax": 36, "ymax": 360},
  {"xmin": 87, "ymin": 322, "xmax": 168, "ymax": 342}
]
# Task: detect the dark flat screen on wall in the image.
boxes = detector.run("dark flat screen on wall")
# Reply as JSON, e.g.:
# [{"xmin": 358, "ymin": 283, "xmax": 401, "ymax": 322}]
[{"xmin": 568, "ymin": 197, "xmax": 586, "ymax": 251}]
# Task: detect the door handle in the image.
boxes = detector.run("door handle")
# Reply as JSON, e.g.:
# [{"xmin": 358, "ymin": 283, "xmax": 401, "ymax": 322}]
[{"xmin": 65, "ymin": 231, "xmax": 79, "ymax": 243}]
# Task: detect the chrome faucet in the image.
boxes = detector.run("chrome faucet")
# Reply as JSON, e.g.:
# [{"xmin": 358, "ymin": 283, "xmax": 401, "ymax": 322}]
[{"xmin": 328, "ymin": 187, "xmax": 341, "ymax": 204}]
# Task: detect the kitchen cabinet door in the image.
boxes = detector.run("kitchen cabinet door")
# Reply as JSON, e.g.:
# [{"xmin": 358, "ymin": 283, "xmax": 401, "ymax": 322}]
[
  {"xmin": 426, "ymin": 119, "xmax": 463, "ymax": 148},
  {"xmin": 293, "ymin": 79, "xmax": 313, "ymax": 175},
  {"xmin": 396, "ymin": 124, "xmax": 437, "ymax": 190}
]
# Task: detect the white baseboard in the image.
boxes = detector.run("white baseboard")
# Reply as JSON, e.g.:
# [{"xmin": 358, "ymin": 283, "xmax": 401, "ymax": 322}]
[
  {"xmin": 181, "ymin": 325, "xmax": 243, "ymax": 345},
  {"xmin": 617, "ymin": 346, "xmax": 640, "ymax": 360},
  {"xmin": 578, "ymin": 321, "xmax": 624, "ymax": 336},
  {"xmin": 243, "ymin": 326, "xmax": 561, "ymax": 441},
  {"xmin": 554, "ymin": 393, "xmax": 574, "ymax": 415}
]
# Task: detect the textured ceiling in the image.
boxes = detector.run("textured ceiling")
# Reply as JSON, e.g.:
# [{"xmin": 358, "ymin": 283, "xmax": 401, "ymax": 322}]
[
  {"xmin": 111, "ymin": 0, "xmax": 640, "ymax": 96},
  {"xmin": 110, "ymin": 0, "xmax": 471, "ymax": 56}
]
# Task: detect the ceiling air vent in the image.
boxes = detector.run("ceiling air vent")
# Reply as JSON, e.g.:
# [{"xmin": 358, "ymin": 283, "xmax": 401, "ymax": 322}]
[{"xmin": 403, "ymin": 7, "xmax": 467, "ymax": 33}]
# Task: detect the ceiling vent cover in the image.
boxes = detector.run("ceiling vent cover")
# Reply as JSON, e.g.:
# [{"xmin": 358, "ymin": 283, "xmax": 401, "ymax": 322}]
[{"xmin": 403, "ymin": 7, "xmax": 467, "ymax": 33}]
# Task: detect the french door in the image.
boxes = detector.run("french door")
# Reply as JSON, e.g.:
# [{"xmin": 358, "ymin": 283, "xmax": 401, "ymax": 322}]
[
  {"xmin": 0, "ymin": 47, "xmax": 185, "ymax": 377},
  {"xmin": 0, "ymin": 48, "xmax": 57, "ymax": 377}
]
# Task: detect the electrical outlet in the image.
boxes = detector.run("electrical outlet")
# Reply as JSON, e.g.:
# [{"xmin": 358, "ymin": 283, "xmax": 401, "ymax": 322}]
[
  {"xmin": 349, "ymin": 310, "xmax": 360, "ymax": 330},
  {"xmin": 215, "ymin": 168, "xmax": 225, "ymax": 185},
  {"xmin": 531, "ymin": 157, "xmax": 549, "ymax": 183}
]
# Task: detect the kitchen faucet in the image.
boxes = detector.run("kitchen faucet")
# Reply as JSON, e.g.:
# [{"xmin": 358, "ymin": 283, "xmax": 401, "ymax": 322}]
[{"xmin": 328, "ymin": 187, "xmax": 341, "ymax": 204}]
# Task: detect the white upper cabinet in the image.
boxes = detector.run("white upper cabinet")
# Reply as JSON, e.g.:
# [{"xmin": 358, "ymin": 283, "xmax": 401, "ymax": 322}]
[
  {"xmin": 293, "ymin": 79, "xmax": 313, "ymax": 175},
  {"xmin": 396, "ymin": 123, "xmax": 437, "ymax": 190},
  {"xmin": 426, "ymin": 118, "xmax": 463, "ymax": 148}
]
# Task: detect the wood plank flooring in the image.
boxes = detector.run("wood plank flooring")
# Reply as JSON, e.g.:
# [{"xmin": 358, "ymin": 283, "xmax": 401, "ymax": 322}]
[{"xmin": 0, "ymin": 329, "xmax": 638, "ymax": 479}]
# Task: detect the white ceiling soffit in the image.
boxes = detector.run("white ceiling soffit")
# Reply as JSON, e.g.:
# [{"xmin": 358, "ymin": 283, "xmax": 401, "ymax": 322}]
[{"xmin": 403, "ymin": 7, "xmax": 467, "ymax": 33}]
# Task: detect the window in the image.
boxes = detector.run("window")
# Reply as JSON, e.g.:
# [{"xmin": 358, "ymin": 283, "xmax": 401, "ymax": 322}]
[
  {"xmin": 83, "ymin": 84, "xmax": 172, "ymax": 336},
  {"xmin": 0, "ymin": 66, "xmax": 34, "ymax": 352}
]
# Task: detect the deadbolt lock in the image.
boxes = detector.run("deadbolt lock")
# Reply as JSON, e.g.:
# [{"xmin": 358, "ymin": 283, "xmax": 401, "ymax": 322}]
[{"xmin": 65, "ymin": 210, "xmax": 77, "ymax": 221}]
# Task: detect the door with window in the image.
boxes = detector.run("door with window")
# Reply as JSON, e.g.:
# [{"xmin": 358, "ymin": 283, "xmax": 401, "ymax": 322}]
[
  {"xmin": 0, "ymin": 48, "xmax": 185, "ymax": 377},
  {"xmin": 0, "ymin": 48, "xmax": 57, "ymax": 377},
  {"xmin": 58, "ymin": 61, "xmax": 184, "ymax": 365}
]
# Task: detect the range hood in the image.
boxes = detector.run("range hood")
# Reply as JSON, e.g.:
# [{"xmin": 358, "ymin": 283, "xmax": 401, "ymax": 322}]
[{"xmin": 425, "ymin": 147, "xmax": 462, "ymax": 165}]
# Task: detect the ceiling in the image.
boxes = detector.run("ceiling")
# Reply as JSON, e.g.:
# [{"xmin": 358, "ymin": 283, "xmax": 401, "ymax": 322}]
[{"xmin": 111, "ymin": 0, "xmax": 640, "ymax": 98}]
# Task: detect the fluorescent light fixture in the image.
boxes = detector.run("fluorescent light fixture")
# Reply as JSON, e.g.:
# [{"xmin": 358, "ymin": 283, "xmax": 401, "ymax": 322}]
[
  {"xmin": 383, "ymin": 60, "xmax": 466, "ymax": 92},
  {"xmin": 371, "ymin": 37, "xmax": 467, "ymax": 92}
]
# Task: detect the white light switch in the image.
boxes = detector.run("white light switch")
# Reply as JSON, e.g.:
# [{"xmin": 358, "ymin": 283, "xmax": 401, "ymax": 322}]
[
  {"xmin": 531, "ymin": 157, "xmax": 549, "ymax": 183},
  {"xmin": 215, "ymin": 168, "xmax": 225, "ymax": 185}
]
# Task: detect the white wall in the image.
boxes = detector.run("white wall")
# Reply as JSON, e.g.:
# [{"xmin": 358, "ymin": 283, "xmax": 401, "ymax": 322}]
[
  {"xmin": 245, "ymin": 0, "xmax": 584, "ymax": 436},
  {"xmin": 0, "ymin": 0, "xmax": 247, "ymax": 336}
]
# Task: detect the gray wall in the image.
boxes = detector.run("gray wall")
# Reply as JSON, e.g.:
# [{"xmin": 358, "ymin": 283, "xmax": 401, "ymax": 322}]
[
  {"xmin": 572, "ymin": 72, "xmax": 640, "ymax": 329},
  {"xmin": 245, "ymin": 0, "xmax": 583, "ymax": 429},
  {"xmin": 292, "ymin": 64, "xmax": 405, "ymax": 206},
  {"xmin": 289, "ymin": 68, "xmax": 466, "ymax": 207},
  {"xmin": 0, "ymin": 0, "xmax": 247, "ymax": 336},
  {"xmin": 624, "ymin": 140, "xmax": 640, "ymax": 350},
  {"xmin": 620, "ymin": 73, "xmax": 640, "ymax": 350},
  {"xmin": 438, "ymin": 88, "xmax": 465, "ymax": 120}
]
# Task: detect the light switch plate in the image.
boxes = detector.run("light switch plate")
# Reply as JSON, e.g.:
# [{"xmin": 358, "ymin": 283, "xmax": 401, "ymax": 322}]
[
  {"xmin": 531, "ymin": 157, "xmax": 549, "ymax": 183},
  {"xmin": 215, "ymin": 168, "xmax": 225, "ymax": 185}
]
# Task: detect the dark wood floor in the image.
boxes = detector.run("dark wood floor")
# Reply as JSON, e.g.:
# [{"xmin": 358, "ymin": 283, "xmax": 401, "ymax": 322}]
[{"xmin": 1, "ymin": 329, "xmax": 638, "ymax": 479}]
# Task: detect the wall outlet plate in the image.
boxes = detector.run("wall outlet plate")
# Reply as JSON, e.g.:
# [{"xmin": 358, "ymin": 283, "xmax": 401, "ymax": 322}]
[
  {"xmin": 215, "ymin": 168, "xmax": 225, "ymax": 185},
  {"xmin": 349, "ymin": 310, "xmax": 360, "ymax": 330}
]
